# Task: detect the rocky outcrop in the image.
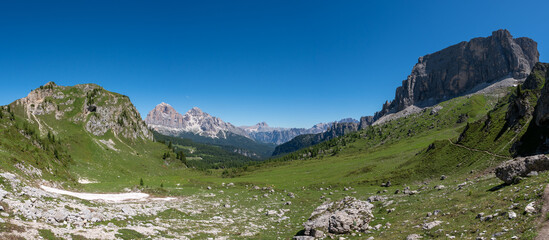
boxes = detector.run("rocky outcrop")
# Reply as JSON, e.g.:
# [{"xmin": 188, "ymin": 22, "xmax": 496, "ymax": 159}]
[
  {"xmin": 374, "ymin": 29, "xmax": 539, "ymax": 121},
  {"xmin": 359, "ymin": 116, "xmax": 374, "ymax": 129},
  {"xmin": 495, "ymin": 154, "xmax": 549, "ymax": 184},
  {"xmin": 145, "ymin": 103, "xmax": 248, "ymax": 139},
  {"xmin": 297, "ymin": 197, "xmax": 374, "ymax": 238}
]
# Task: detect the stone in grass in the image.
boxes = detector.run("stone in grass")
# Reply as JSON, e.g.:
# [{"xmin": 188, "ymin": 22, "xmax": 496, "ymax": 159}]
[
  {"xmin": 297, "ymin": 196, "xmax": 374, "ymax": 238},
  {"xmin": 525, "ymin": 202, "xmax": 536, "ymax": 214},
  {"xmin": 422, "ymin": 221, "xmax": 442, "ymax": 230},
  {"xmin": 508, "ymin": 211, "xmax": 517, "ymax": 219},
  {"xmin": 406, "ymin": 234, "xmax": 422, "ymax": 240}
]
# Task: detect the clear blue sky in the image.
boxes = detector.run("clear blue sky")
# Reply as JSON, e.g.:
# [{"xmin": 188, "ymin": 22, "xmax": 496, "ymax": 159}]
[{"xmin": 0, "ymin": 1, "xmax": 547, "ymax": 128}]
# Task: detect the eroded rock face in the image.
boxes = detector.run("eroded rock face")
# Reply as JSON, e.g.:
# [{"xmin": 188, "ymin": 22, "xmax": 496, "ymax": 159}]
[
  {"xmin": 495, "ymin": 154, "xmax": 549, "ymax": 184},
  {"xmin": 374, "ymin": 29, "xmax": 539, "ymax": 120},
  {"xmin": 299, "ymin": 197, "xmax": 374, "ymax": 238}
]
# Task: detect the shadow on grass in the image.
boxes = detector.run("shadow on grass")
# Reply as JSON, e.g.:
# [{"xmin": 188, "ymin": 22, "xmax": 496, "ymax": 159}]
[{"xmin": 488, "ymin": 183, "xmax": 508, "ymax": 192}]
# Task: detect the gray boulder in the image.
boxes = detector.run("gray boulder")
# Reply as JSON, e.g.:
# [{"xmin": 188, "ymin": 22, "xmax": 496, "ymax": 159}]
[
  {"xmin": 299, "ymin": 197, "xmax": 374, "ymax": 237},
  {"xmin": 495, "ymin": 154, "xmax": 549, "ymax": 184}
]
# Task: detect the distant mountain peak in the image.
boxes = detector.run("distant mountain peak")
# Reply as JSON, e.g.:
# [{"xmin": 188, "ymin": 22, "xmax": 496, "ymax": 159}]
[
  {"xmin": 256, "ymin": 122, "xmax": 269, "ymax": 127},
  {"xmin": 145, "ymin": 103, "xmax": 247, "ymax": 139},
  {"xmin": 187, "ymin": 107, "xmax": 205, "ymax": 116}
]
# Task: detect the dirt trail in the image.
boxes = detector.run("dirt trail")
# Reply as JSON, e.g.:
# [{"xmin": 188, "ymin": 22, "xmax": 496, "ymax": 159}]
[
  {"xmin": 536, "ymin": 184, "xmax": 549, "ymax": 240},
  {"xmin": 447, "ymin": 139, "xmax": 509, "ymax": 159}
]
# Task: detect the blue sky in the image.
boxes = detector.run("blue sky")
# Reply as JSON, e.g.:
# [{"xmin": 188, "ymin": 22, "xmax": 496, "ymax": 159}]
[{"xmin": 0, "ymin": 1, "xmax": 547, "ymax": 128}]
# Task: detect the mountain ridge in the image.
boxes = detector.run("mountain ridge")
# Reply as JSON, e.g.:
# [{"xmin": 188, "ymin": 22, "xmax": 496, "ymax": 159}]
[{"xmin": 145, "ymin": 102, "xmax": 357, "ymax": 145}]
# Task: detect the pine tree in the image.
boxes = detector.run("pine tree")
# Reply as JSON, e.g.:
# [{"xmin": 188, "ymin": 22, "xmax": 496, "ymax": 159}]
[{"xmin": 140, "ymin": 178, "xmax": 144, "ymax": 186}]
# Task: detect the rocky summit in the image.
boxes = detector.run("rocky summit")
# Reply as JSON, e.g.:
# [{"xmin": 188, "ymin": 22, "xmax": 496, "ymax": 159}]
[
  {"xmin": 145, "ymin": 103, "xmax": 247, "ymax": 139},
  {"xmin": 373, "ymin": 29, "xmax": 539, "ymax": 120}
]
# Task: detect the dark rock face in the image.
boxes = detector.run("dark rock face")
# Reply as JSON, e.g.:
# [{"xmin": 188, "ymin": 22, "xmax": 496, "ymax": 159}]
[
  {"xmin": 375, "ymin": 29, "xmax": 539, "ymax": 121},
  {"xmin": 495, "ymin": 154, "xmax": 549, "ymax": 184},
  {"xmin": 359, "ymin": 116, "xmax": 374, "ymax": 129}
]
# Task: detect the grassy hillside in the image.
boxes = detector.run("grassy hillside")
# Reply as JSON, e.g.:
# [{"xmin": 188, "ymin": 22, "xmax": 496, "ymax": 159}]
[{"xmin": 4, "ymin": 82, "xmax": 188, "ymax": 191}]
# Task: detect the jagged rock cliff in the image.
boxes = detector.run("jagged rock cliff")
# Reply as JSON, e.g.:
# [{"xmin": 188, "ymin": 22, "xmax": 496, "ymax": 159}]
[
  {"xmin": 14, "ymin": 82, "xmax": 152, "ymax": 141},
  {"xmin": 145, "ymin": 103, "xmax": 248, "ymax": 139},
  {"xmin": 374, "ymin": 29, "xmax": 539, "ymax": 121}
]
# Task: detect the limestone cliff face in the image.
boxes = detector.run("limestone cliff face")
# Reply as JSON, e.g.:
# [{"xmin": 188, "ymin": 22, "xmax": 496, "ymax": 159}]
[{"xmin": 374, "ymin": 29, "xmax": 539, "ymax": 120}]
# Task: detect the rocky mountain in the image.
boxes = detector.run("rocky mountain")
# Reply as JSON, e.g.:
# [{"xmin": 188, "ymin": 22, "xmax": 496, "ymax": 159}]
[
  {"xmin": 145, "ymin": 102, "xmax": 357, "ymax": 145},
  {"xmin": 145, "ymin": 103, "xmax": 248, "ymax": 139},
  {"xmin": 373, "ymin": 29, "xmax": 539, "ymax": 120},
  {"xmin": 275, "ymin": 30, "xmax": 540, "ymax": 155}
]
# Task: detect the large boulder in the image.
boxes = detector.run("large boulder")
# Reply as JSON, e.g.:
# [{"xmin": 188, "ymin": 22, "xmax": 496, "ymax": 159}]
[
  {"xmin": 495, "ymin": 154, "xmax": 549, "ymax": 184},
  {"xmin": 299, "ymin": 197, "xmax": 374, "ymax": 238}
]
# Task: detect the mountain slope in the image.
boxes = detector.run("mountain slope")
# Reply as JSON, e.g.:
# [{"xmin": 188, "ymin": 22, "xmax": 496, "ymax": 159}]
[{"xmin": 5, "ymin": 82, "xmax": 186, "ymax": 188}]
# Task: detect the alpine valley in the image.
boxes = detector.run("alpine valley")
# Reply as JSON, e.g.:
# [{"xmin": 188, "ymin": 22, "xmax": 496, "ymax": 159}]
[{"xmin": 2, "ymin": 29, "xmax": 549, "ymax": 240}]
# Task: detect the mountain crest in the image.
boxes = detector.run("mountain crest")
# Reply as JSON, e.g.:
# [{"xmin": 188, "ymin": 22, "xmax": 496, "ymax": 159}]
[
  {"xmin": 373, "ymin": 29, "xmax": 539, "ymax": 121},
  {"xmin": 146, "ymin": 104, "xmax": 247, "ymax": 139}
]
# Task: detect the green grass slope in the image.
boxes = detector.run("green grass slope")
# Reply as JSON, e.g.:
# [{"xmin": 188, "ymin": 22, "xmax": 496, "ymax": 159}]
[{"xmin": 5, "ymin": 82, "xmax": 187, "ymax": 190}]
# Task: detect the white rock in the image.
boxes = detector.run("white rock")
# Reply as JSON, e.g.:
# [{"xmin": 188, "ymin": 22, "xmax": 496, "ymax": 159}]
[{"xmin": 525, "ymin": 202, "xmax": 536, "ymax": 214}]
